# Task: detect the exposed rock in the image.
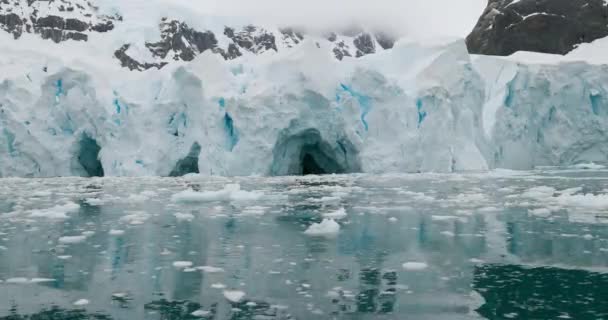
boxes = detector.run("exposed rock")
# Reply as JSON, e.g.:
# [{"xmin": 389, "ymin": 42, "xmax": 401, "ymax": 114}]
[
  {"xmin": 146, "ymin": 18, "xmax": 218, "ymax": 61},
  {"xmin": 114, "ymin": 44, "xmax": 168, "ymax": 71},
  {"xmin": 353, "ymin": 33, "xmax": 376, "ymax": 57},
  {"xmin": 467, "ymin": 0, "xmax": 608, "ymax": 56},
  {"xmin": 0, "ymin": 0, "xmax": 121, "ymax": 43},
  {"xmin": 112, "ymin": 17, "xmax": 396, "ymax": 70},
  {"xmin": 224, "ymin": 25, "xmax": 278, "ymax": 54}
]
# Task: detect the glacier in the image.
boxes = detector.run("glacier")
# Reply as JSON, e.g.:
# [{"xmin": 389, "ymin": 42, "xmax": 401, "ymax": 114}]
[{"xmin": 1, "ymin": 30, "xmax": 608, "ymax": 177}]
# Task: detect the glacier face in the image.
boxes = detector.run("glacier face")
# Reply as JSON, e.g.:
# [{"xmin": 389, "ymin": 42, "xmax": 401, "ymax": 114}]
[{"xmin": 0, "ymin": 31, "xmax": 607, "ymax": 177}]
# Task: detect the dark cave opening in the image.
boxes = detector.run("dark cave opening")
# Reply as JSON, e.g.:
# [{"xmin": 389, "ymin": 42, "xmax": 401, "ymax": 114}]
[
  {"xmin": 77, "ymin": 135, "xmax": 104, "ymax": 177},
  {"xmin": 169, "ymin": 142, "xmax": 201, "ymax": 177},
  {"xmin": 271, "ymin": 128, "xmax": 361, "ymax": 176},
  {"xmin": 301, "ymin": 153, "xmax": 326, "ymax": 175}
]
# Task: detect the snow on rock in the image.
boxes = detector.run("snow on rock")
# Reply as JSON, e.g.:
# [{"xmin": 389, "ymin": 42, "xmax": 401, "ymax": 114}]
[
  {"xmin": 171, "ymin": 184, "xmax": 262, "ymax": 202},
  {"xmin": 304, "ymin": 219, "xmax": 341, "ymax": 237},
  {"xmin": 223, "ymin": 290, "xmax": 246, "ymax": 303}
]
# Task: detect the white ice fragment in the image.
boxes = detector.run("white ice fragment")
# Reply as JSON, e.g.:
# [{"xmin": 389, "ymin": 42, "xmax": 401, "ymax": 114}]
[
  {"xmin": 196, "ymin": 266, "xmax": 225, "ymax": 273},
  {"xmin": 323, "ymin": 208, "xmax": 347, "ymax": 220},
  {"xmin": 583, "ymin": 234, "xmax": 594, "ymax": 240},
  {"xmin": 211, "ymin": 283, "xmax": 226, "ymax": 289},
  {"xmin": 431, "ymin": 215, "xmax": 457, "ymax": 221},
  {"xmin": 84, "ymin": 198, "xmax": 104, "ymax": 205},
  {"xmin": 402, "ymin": 262, "xmax": 429, "ymax": 271},
  {"xmin": 29, "ymin": 202, "xmax": 80, "ymax": 219},
  {"xmin": 223, "ymin": 290, "xmax": 246, "ymax": 303},
  {"xmin": 172, "ymin": 261, "xmax": 193, "ymax": 268},
  {"xmin": 388, "ymin": 217, "xmax": 398, "ymax": 222},
  {"xmin": 191, "ymin": 310, "xmax": 211, "ymax": 317},
  {"xmin": 109, "ymin": 229, "xmax": 125, "ymax": 236},
  {"xmin": 30, "ymin": 278, "xmax": 56, "ymax": 283},
  {"xmin": 171, "ymin": 184, "xmax": 262, "ymax": 203},
  {"xmin": 304, "ymin": 219, "xmax": 340, "ymax": 237},
  {"xmin": 73, "ymin": 299, "xmax": 90, "ymax": 306},
  {"xmin": 58, "ymin": 235, "xmax": 87, "ymax": 244},
  {"xmin": 174, "ymin": 212, "xmax": 195, "ymax": 221},
  {"xmin": 529, "ymin": 208, "xmax": 551, "ymax": 217},
  {"xmin": 6, "ymin": 277, "xmax": 29, "ymax": 283}
]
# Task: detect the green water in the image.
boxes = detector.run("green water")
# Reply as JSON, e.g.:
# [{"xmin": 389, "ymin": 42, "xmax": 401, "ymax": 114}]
[{"xmin": 1, "ymin": 169, "xmax": 608, "ymax": 319}]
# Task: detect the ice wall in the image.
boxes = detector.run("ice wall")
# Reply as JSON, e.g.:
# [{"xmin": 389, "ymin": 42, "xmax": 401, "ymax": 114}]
[{"xmin": 0, "ymin": 36, "xmax": 607, "ymax": 177}]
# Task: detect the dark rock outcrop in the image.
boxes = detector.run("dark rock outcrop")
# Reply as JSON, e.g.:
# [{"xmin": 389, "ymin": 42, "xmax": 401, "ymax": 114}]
[
  {"xmin": 467, "ymin": 0, "xmax": 608, "ymax": 56},
  {"xmin": 114, "ymin": 17, "xmax": 399, "ymax": 70},
  {"xmin": 0, "ymin": 0, "xmax": 121, "ymax": 43},
  {"xmin": 146, "ymin": 18, "xmax": 219, "ymax": 61}
]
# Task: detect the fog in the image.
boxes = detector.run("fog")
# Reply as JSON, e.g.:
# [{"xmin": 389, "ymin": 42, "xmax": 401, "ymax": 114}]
[{"xmin": 168, "ymin": 0, "xmax": 486, "ymax": 38}]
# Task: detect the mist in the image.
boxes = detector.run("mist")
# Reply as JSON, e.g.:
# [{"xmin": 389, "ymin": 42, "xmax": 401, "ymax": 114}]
[{"xmin": 168, "ymin": 0, "xmax": 487, "ymax": 38}]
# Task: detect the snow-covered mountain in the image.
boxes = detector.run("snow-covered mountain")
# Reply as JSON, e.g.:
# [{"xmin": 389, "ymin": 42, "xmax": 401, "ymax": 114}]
[
  {"xmin": 467, "ymin": 0, "xmax": 608, "ymax": 55},
  {"xmin": 0, "ymin": 0, "xmax": 607, "ymax": 177},
  {"xmin": 0, "ymin": 0, "xmax": 396, "ymax": 71},
  {"xmin": 0, "ymin": 0, "xmax": 121, "ymax": 42}
]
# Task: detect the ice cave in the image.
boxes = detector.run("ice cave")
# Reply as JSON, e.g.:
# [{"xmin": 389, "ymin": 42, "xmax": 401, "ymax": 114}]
[{"xmin": 270, "ymin": 128, "xmax": 361, "ymax": 176}]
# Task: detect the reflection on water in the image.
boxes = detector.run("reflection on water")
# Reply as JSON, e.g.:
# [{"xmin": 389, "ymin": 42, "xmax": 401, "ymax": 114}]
[
  {"xmin": 474, "ymin": 264, "xmax": 608, "ymax": 319},
  {"xmin": 0, "ymin": 170, "xmax": 608, "ymax": 319}
]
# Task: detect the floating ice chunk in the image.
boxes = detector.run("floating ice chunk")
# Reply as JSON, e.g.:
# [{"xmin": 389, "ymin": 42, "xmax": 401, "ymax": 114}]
[
  {"xmin": 73, "ymin": 299, "xmax": 90, "ymax": 306},
  {"xmin": 171, "ymin": 184, "xmax": 262, "ymax": 202},
  {"xmin": 29, "ymin": 202, "xmax": 80, "ymax": 219},
  {"xmin": 323, "ymin": 208, "xmax": 347, "ymax": 220},
  {"xmin": 402, "ymin": 262, "xmax": 429, "ymax": 271},
  {"xmin": 196, "ymin": 266, "xmax": 225, "ymax": 273},
  {"xmin": 469, "ymin": 258, "xmax": 485, "ymax": 264},
  {"xmin": 191, "ymin": 310, "xmax": 211, "ymax": 317},
  {"xmin": 311, "ymin": 197, "xmax": 341, "ymax": 204},
  {"xmin": 82, "ymin": 231, "xmax": 95, "ymax": 237},
  {"xmin": 388, "ymin": 217, "xmax": 398, "ymax": 222},
  {"xmin": 58, "ymin": 235, "xmax": 87, "ymax": 244},
  {"xmin": 174, "ymin": 212, "xmax": 195, "ymax": 221},
  {"xmin": 223, "ymin": 290, "xmax": 246, "ymax": 303},
  {"xmin": 570, "ymin": 163, "xmax": 606, "ymax": 170},
  {"xmin": 211, "ymin": 283, "xmax": 226, "ymax": 289},
  {"xmin": 58, "ymin": 255, "xmax": 72, "ymax": 260},
  {"xmin": 304, "ymin": 219, "xmax": 340, "ymax": 237},
  {"xmin": 242, "ymin": 206, "xmax": 267, "ymax": 216},
  {"xmin": 554, "ymin": 193, "xmax": 608, "ymax": 210},
  {"xmin": 109, "ymin": 229, "xmax": 125, "ymax": 236},
  {"xmin": 112, "ymin": 293, "xmax": 128, "ymax": 299},
  {"xmin": 583, "ymin": 234, "xmax": 594, "ymax": 240},
  {"xmin": 6, "ymin": 278, "xmax": 29, "ymax": 283},
  {"xmin": 31, "ymin": 278, "xmax": 56, "ymax": 283},
  {"xmin": 84, "ymin": 198, "xmax": 104, "ymax": 205},
  {"xmin": 529, "ymin": 208, "xmax": 552, "ymax": 217},
  {"xmin": 440, "ymin": 231, "xmax": 455, "ymax": 237},
  {"xmin": 521, "ymin": 186, "xmax": 556, "ymax": 199},
  {"xmin": 431, "ymin": 215, "xmax": 457, "ymax": 221},
  {"xmin": 172, "ymin": 261, "xmax": 193, "ymax": 268},
  {"xmin": 120, "ymin": 211, "xmax": 151, "ymax": 225},
  {"xmin": 451, "ymin": 193, "xmax": 486, "ymax": 203},
  {"xmin": 127, "ymin": 194, "xmax": 149, "ymax": 202}
]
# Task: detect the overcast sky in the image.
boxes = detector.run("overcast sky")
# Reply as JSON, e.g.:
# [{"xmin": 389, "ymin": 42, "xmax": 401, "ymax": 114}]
[{"xmin": 167, "ymin": 0, "xmax": 487, "ymax": 38}]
